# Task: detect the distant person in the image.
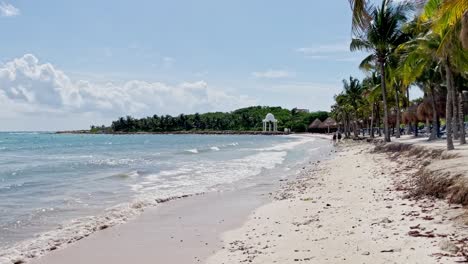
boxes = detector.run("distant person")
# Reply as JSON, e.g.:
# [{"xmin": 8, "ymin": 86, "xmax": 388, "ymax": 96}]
[
  {"xmin": 338, "ymin": 132, "xmax": 342, "ymax": 141},
  {"xmin": 332, "ymin": 133, "xmax": 337, "ymax": 143}
]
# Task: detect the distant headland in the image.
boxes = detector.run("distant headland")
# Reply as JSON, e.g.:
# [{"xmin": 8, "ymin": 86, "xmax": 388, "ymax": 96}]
[{"xmin": 57, "ymin": 106, "xmax": 330, "ymax": 135}]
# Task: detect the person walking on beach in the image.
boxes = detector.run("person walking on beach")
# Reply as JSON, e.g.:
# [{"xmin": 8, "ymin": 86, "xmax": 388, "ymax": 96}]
[
  {"xmin": 332, "ymin": 133, "xmax": 337, "ymax": 144},
  {"xmin": 338, "ymin": 132, "xmax": 342, "ymax": 141}
]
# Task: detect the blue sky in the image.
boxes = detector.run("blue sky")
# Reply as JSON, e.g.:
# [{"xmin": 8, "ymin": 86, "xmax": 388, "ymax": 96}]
[{"xmin": 0, "ymin": 0, "xmax": 419, "ymax": 130}]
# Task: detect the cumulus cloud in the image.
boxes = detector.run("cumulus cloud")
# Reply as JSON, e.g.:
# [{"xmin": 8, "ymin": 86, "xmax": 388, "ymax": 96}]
[
  {"xmin": 0, "ymin": 54, "xmax": 256, "ymax": 130},
  {"xmin": 252, "ymin": 70, "xmax": 294, "ymax": 79},
  {"xmin": 0, "ymin": 2, "xmax": 19, "ymax": 17}
]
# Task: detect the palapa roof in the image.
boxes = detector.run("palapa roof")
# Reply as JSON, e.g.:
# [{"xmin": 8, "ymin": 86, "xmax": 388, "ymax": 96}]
[
  {"xmin": 308, "ymin": 118, "xmax": 322, "ymax": 129},
  {"xmin": 318, "ymin": 117, "xmax": 337, "ymax": 128}
]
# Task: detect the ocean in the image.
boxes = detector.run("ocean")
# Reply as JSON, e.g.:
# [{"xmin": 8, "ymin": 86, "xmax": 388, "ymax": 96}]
[{"xmin": 0, "ymin": 132, "xmax": 332, "ymax": 261}]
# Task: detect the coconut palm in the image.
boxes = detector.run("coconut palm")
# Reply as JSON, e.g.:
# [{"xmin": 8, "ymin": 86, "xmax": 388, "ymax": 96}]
[
  {"xmin": 342, "ymin": 76, "xmax": 365, "ymax": 137},
  {"xmin": 362, "ymin": 72, "xmax": 382, "ymax": 138},
  {"xmin": 349, "ymin": 0, "xmax": 371, "ymax": 34},
  {"xmin": 420, "ymin": 0, "xmax": 468, "ymax": 150},
  {"xmin": 421, "ymin": 0, "xmax": 468, "ymax": 49},
  {"xmin": 350, "ymin": 0, "xmax": 412, "ymax": 142}
]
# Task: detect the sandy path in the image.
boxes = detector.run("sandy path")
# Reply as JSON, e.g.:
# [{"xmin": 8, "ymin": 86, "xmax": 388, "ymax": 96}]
[{"xmin": 206, "ymin": 142, "xmax": 468, "ymax": 263}]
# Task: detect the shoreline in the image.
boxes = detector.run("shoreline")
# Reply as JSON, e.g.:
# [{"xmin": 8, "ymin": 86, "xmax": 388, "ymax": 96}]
[
  {"xmin": 5, "ymin": 136, "xmax": 467, "ymax": 263},
  {"xmin": 55, "ymin": 130, "xmax": 290, "ymax": 135},
  {"xmin": 25, "ymin": 135, "xmax": 333, "ymax": 264},
  {"xmin": 0, "ymin": 134, "xmax": 332, "ymax": 264}
]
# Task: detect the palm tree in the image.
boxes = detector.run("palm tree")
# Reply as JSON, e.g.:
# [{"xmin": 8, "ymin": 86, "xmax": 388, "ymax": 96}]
[
  {"xmin": 420, "ymin": 0, "xmax": 468, "ymax": 150},
  {"xmin": 421, "ymin": 0, "xmax": 468, "ymax": 49},
  {"xmin": 362, "ymin": 72, "xmax": 382, "ymax": 138},
  {"xmin": 349, "ymin": 0, "xmax": 371, "ymax": 34},
  {"xmin": 351, "ymin": 0, "xmax": 412, "ymax": 142},
  {"xmin": 342, "ymin": 77, "xmax": 364, "ymax": 137}
]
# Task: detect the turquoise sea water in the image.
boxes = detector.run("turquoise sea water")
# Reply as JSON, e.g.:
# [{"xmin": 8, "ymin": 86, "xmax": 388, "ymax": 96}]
[{"xmin": 0, "ymin": 132, "xmax": 332, "ymax": 261}]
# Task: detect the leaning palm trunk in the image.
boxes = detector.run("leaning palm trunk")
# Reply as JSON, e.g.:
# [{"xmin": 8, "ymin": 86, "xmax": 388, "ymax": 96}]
[
  {"xmin": 459, "ymin": 92, "xmax": 466, "ymax": 145},
  {"xmin": 380, "ymin": 61, "xmax": 391, "ymax": 142},
  {"xmin": 445, "ymin": 62, "xmax": 455, "ymax": 150},
  {"xmin": 395, "ymin": 86, "xmax": 401, "ymax": 138},
  {"xmin": 429, "ymin": 85, "xmax": 438, "ymax": 141}
]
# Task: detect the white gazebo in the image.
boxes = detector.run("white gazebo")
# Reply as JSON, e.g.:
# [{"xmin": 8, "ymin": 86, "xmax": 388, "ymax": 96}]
[{"xmin": 262, "ymin": 113, "xmax": 278, "ymax": 132}]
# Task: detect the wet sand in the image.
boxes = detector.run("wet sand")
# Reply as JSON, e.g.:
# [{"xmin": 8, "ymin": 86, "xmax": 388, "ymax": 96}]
[{"xmin": 32, "ymin": 187, "xmax": 272, "ymax": 264}]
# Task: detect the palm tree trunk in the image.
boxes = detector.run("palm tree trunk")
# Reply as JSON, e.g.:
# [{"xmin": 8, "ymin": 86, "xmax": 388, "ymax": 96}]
[
  {"xmin": 376, "ymin": 103, "xmax": 382, "ymax": 137},
  {"xmin": 407, "ymin": 88, "xmax": 410, "ymax": 108},
  {"xmin": 459, "ymin": 92, "xmax": 466, "ymax": 145},
  {"xmin": 380, "ymin": 61, "xmax": 391, "ymax": 142},
  {"xmin": 395, "ymin": 86, "xmax": 401, "ymax": 138},
  {"xmin": 461, "ymin": 10, "xmax": 468, "ymax": 50},
  {"xmin": 429, "ymin": 85, "xmax": 438, "ymax": 141},
  {"xmin": 454, "ymin": 90, "xmax": 460, "ymax": 140},
  {"xmin": 414, "ymin": 121, "xmax": 418, "ymax": 137},
  {"xmin": 426, "ymin": 119, "xmax": 430, "ymax": 135},
  {"xmin": 370, "ymin": 102, "xmax": 375, "ymax": 138},
  {"xmin": 445, "ymin": 62, "xmax": 455, "ymax": 150}
]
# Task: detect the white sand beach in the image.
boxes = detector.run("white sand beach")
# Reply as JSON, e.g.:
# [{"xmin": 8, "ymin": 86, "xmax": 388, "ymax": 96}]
[{"xmin": 206, "ymin": 140, "xmax": 468, "ymax": 263}]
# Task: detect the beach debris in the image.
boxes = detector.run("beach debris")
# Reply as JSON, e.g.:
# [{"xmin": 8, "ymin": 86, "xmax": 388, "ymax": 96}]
[
  {"xmin": 438, "ymin": 239, "xmax": 459, "ymax": 254},
  {"xmin": 408, "ymin": 230, "xmax": 435, "ymax": 238}
]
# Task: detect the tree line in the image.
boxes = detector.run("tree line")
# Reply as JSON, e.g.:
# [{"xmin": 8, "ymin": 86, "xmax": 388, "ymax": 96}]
[{"xmin": 91, "ymin": 106, "xmax": 329, "ymax": 133}]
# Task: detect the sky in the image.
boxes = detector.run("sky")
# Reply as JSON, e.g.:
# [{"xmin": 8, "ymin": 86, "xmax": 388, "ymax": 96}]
[{"xmin": 0, "ymin": 0, "xmax": 421, "ymax": 131}]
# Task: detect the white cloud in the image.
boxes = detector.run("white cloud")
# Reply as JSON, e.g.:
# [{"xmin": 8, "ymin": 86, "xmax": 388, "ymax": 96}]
[
  {"xmin": 252, "ymin": 70, "xmax": 294, "ymax": 79},
  {"xmin": 0, "ymin": 2, "xmax": 19, "ymax": 17},
  {"xmin": 296, "ymin": 43, "xmax": 350, "ymax": 56},
  {"xmin": 0, "ymin": 54, "xmax": 256, "ymax": 130}
]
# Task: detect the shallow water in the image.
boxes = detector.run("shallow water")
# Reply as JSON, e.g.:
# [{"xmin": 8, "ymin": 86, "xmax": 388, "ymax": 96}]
[{"xmin": 0, "ymin": 132, "xmax": 332, "ymax": 259}]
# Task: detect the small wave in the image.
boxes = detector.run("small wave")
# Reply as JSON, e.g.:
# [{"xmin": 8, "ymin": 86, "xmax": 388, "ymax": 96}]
[
  {"xmin": 8, "ymin": 132, "xmax": 40, "ymax": 135},
  {"xmin": 88, "ymin": 158, "xmax": 137, "ymax": 166},
  {"xmin": 107, "ymin": 171, "xmax": 140, "ymax": 180},
  {"xmin": 0, "ymin": 182, "xmax": 24, "ymax": 190},
  {"xmin": 185, "ymin": 149, "xmax": 199, "ymax": 154},
  {"xmin": 0, "ymin": 193, "xmax": 200, "ymax": 264},
  {"xmin": 210, "ymin": 146, "xmax": 220, "ymax": 151},
  {"xmin": 227, "ymin": 142, "xmax": 239, "ymax": 146}
]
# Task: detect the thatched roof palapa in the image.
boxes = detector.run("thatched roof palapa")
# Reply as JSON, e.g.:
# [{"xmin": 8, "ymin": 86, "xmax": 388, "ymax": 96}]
[
  {"xmin": 319, "ymin": 117, "xmax": 337, "ymax": 129},
  {"xmin": 308, "ymin": 118, "xmax": 322, "ymax": 129}
]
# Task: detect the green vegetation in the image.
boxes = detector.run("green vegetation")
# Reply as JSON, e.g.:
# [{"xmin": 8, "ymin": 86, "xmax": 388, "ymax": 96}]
[
  {"xmin": 92, "ymin": 106, "xmax": 329, "ymax": 133},
  {"xmin": 338, "ymin": 0, "xmax": 468, "ymax": 150}
]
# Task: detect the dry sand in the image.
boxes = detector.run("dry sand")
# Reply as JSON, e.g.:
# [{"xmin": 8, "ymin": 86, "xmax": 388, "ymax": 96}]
[{"xmin": 206, "ymin": 141, "xmax": 468, "ymax": 263}]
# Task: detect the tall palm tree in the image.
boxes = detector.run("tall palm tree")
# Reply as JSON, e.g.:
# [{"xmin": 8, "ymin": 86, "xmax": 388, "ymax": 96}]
[
  {"xmin": 420, "ymin": 0, "xmax": 468, "ymax": 150},
  {"xmin": 351, "ymin": 0, "xmax": 412, "ymax": 142}
]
